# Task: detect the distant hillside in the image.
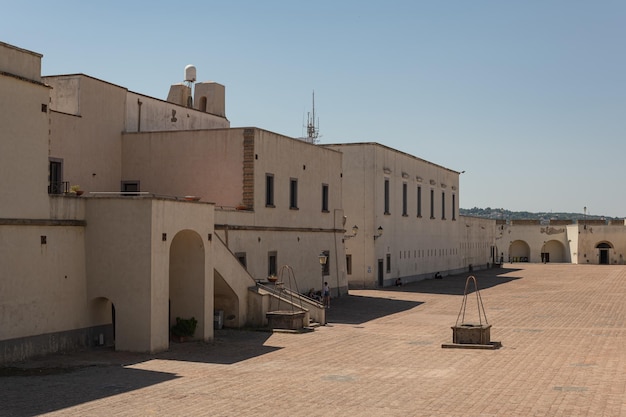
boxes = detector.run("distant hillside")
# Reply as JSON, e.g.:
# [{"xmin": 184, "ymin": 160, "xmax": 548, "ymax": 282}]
[{"xmin": 459, "ymin": 207, "xmax": 615, "ymax": 221}]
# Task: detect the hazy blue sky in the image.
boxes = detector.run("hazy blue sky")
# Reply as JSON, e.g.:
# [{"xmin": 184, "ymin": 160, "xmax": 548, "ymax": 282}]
[{"xmin": 3, "ymin": 1, "xmax": 625, "ymax": 217}]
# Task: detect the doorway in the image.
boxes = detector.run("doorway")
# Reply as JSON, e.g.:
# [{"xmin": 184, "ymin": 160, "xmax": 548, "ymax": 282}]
[{"xmin": 377, "ymin": 259, "xmax": 384, "ymax": 287}]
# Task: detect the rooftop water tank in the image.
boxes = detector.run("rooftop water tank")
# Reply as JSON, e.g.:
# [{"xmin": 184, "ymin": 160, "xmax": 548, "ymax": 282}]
[{"xmin": 184, "ymin": 65, "xmax": 196, "ymax": 82}]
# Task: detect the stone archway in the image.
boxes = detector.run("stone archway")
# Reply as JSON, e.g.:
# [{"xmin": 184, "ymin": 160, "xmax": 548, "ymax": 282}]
[
  {"xmin": 169, "ymin": 230, "xmax": 206, "ymax": 340},
  {"xmin": 509, "ymin": 240, "xmax": 530, "ymax": 262}
]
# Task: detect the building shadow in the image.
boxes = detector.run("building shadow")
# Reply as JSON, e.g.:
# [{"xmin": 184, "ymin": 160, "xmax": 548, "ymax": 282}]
[
  {"xmin": 0, "ymin": 329, "xmax": 279, "ymax": 416},
  {"xmin": 390, "ymin": 267, "xmax": 523, "ymax": 296},
  {"xmin": 0, "ymin": 366, "xmax": 179, "ymax": 417},
  {"xmin": 327, "ymin": 295, "xmax": 423, "ymax": 325}
]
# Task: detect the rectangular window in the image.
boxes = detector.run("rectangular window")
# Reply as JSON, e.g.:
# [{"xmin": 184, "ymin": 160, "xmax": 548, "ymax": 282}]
[
  {"xmin": 268, "ymin": 251, "xmax": 277, "ymax": 277},
  {"xmin": 441, "ymin": 192, "xmax": 446, "ymax": 220},
  {"xmin": 386, "ymin": 253, "xmax": 391, "ymax": 273},
  {"xmin": 452, "ymin": 194, "xmax": 456, "ymax": 220},
  {"xmin": 265, "ymin": 174, "xmax": 274, "ymax": 207},
  {"xmin": 346, "ymin": 254, "xmax": 352, "ymax": 275},
  {"xmin": 321, "ymin": 184, "xmax": 329, "ymax": 212},
  {"xmin": 322, "ymin": 250, "xmax": 330, "ymax": 276},
  {"xmin": 384, "ymin": 178, "xmax": 390, "ymax": 214},
  {"xmin": 48, "ymin": 158, "xmax": 65, "ymax": 194},
  {"xmin": 289, "ymin": 178, "xmax": 298, "ymax": 209},
  {"xmin": 235, "ymin": 252, "xmax": 247, "ymax": 268},
  {"xmin": 430, "ymin": 189, "xmax": 435, "ymax": 219},
  {"xmin": 121, "ymin": 181, "xmax": 140, "ymax": 196},
  {"xmin": 417, "ymin": 186, "xmax": 422, "ymax": 217},
  {"xmin": 402, "ymin": 183, "xmax": 408, "ymax": 216}
]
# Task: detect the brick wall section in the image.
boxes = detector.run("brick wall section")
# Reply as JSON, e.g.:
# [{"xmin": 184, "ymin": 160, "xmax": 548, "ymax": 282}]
[{"xmin": 242, "ymin": 129, "xmax": 255, "ymax": 209}]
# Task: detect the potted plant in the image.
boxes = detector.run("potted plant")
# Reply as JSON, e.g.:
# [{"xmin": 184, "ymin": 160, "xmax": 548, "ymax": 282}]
[
  {"xmin": 170, "ymin": 316, "xmax": 198, "ymax": 342},
  {"xmin": 267, "ymin": 274, "xmax": 278, "ymax": 283},
  {"xmin": 70, "ymin": 185, "xmax": 84, "ymax": 196}
]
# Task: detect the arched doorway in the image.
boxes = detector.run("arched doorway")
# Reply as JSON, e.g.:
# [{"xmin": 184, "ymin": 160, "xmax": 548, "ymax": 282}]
[
  {"xmin": 169, "ymin": 230, "xmax": 206, "ymax": 341},
  {"xmin": 89, "ymin": 297, "xmax": 115, "ymax": 347},
  {"xmin": 596, "ymin": 242, "xmax": 613, "ymax": 265},
  {"xmin": 509, "ymin": 240, "xmax": 530, "ymax": 262}
]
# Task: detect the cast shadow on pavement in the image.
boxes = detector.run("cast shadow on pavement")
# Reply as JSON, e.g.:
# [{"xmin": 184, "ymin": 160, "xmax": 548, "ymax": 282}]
[
  {"xmin": 391, "ymin": 266, "xmax": 523, "ymax": 296},
  {"xmin": 326, "ymin": 295, "xmax": 424, "ymax": 325},
  {"xmin": 0, "ymin": 330, "xmax": 278, "ymax": 416}
]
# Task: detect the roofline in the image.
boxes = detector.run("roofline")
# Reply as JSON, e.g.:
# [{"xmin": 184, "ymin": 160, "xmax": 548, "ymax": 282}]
[{"xmin": 323, "ymin": 142, "xmax": 461, "ymax": 174}]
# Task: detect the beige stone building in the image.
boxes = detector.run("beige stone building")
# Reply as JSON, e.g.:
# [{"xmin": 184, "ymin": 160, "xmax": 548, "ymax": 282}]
[
  {"xmin": 1, "ymin": 42, "xmax": 334, "ymax": 363},
  {"xmin": 325, "ymin": 143, "xmax": 496, "ymax": 288},
  {"xmin": 498, "ymin": 218, "xmax": 626, "ymax": 265},
  {"xmin": 6, "ymin": 39, "xmax": 621, "ymax": 365}
]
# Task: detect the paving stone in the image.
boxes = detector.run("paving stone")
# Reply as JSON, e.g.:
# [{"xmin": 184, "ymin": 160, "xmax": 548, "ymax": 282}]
[{"xmin": 0, "ymin": 264, "xmax": 625, "ymax": 416}]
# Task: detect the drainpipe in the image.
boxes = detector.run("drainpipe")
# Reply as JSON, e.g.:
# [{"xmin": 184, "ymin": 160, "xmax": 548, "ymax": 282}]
[{"xmin": 137, "ymin": 99, "xmax": 143, "ymax": 132}]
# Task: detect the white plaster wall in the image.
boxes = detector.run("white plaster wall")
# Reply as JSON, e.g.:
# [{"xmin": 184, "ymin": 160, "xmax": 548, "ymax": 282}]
[
  {"xmin": 46, "ymin": 75, "xmax": 127, "ymax": 194},
  {"xmin": 84, "ymin": 197, "xmax": 214, "ymax": 352},
  {"xmin": 125, "ymin": 91, "xmax": 229, "ymax": 133},
  {"xmin": 122, "ymin": 129, "xmax": 244, "ymax": 205},
  {"xmin": 0, "ymin": 42, "xmax": 42, "ymax": 81},
  {"xmin": 213, "ymin": 129, "xmax": 347, "ymax": 295},
  {"xmin": 327, "ymin": 143, "xmax": 468, "ymax": 287},
  {"xmin": 498, "ymin": 223, "xmax": 571, "ymax": 263},
  {"xmin": 0, "ymin": 224, "xmax": 87, "ymax": 340},
  {"xmin": 0, "ymin": 55, "xmax": 51, "ymax": 219}
]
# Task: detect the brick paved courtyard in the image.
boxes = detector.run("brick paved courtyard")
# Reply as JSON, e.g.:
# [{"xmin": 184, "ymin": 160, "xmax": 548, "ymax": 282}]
[{"xmin": 1, "ymin": 264, "xmax": 625, "ymax": 416}]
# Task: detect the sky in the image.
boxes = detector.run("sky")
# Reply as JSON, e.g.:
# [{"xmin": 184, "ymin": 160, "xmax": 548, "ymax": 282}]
[{"xmin": 3, "ymin": 1, "xmax": 625, "ymax": 217}]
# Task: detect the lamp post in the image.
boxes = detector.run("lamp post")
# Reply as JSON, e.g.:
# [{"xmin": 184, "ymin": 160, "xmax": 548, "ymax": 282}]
[{"xmin": 318, "ymin": 252, "xmax": 328, "ymax": 295}]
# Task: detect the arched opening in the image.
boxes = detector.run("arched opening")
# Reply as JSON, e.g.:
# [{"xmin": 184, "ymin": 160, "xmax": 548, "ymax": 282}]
[
  {"xmin": 89, "ymin": 297, "xmax": 115, "ymax": 347},
  {"xmin": 169, "ymin": 230, "xmax": 206, "ymax": 341},
  {"xmin": 200, "ymin": 96, "xmax": 207, "ymax": 112},
  {"xmin": 509, "ymin": 240, "xmax": 530, "ymax": 262},
  {"xmin": 596, "ymin": 242, "xmax": 613, "ymax": 265},
  {"xmin": 541, "ymin": 240, "xmax": 566, "ymax": 263}
]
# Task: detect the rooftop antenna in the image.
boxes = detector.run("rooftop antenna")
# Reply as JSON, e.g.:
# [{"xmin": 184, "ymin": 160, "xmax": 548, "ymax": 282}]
[{"xmin": 302, "ymin": 91, "xmax": 320, "ymax": 144}]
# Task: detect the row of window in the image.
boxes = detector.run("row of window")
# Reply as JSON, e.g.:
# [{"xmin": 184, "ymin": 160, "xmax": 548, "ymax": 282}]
[
  {"xmin": 266, "ymin": 174, "xmax": 330, "ymax": 212},
  {"xmin": 384, "ymin": 179, "xmax": 456, "ymax": 220},
  {"xmin": 237, "ymin": 250, "xmax": 331, "ymax": 278}
]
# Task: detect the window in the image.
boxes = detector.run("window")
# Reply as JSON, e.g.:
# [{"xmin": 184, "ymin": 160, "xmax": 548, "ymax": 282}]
[
  {"xmin": 402, "ymin": 183, "xmax": 408, "ymax": 216},
  {"xmin": 452, "ymin": 194, "xmax": 456, "ymax": 220},
  {"xmin": 289, "ymin": 178, "xmax": 298, "ymax": 209},
  {"xmin": 346, "ymin": 254, "xmax": 352, "ymax": 275},
  {"xmin": 121, "ymin": 181, "xmax": 140, "ymax": 196},
  {"xmin": 321, "ymin": 184, "xmax": 329, "ymax": 212},
  {"xmin": 441, "ymin": 192, "xmax": 446, "ymax": 220},
  {"xmin": 430, "ymin": 189, "xmax": 435, "ymax": 219},
  {"xmin": 48, "ymin": 158, "xmax": 64, "ymax": 194},
  {"xmin": 322, "ymin": 250, "xmax": 330, "ymax": 276},
  {"xmin": 384, "ymin": 178, "xmax": 390, "ymax": 214},
  {"xmin": 386, "ymin": 253, "xmax": 391, "ymax": 273},
  {"xmin": 268, "ymin": 251, "xmax": 277, "ymax": 277},
  {"xmin": 265, "ymin": 174, "xmax": 274, "ymax": 207},
  {"xmin": 417, "ymin": 186, "xmax": 422, "ymax": 217},
  {"xmin": 235, "ymin": 252, "xmax": 247, "ymax": 268}
]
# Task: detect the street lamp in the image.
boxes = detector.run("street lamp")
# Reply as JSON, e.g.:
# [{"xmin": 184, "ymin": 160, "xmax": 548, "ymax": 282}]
[
  {"xmin": 373, "ymin": 226, "xmax": 383, "ymax": 240},
  {"xmin": 344, "ymin": 225, "xmax": 359, "ymax": 239},
  {"xmin": 318, "ymin": 251, "xmax": 328, "ymax": 294}
]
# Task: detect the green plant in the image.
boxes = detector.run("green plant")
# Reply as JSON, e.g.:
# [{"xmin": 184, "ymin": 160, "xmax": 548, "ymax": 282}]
[
  {"xmin": 70, "ymin": 185, "xmax": 81, "ymax": 193},
  {"xmin": 171, "ymin": 316, "xmax": 198, "ymax": 337}
]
